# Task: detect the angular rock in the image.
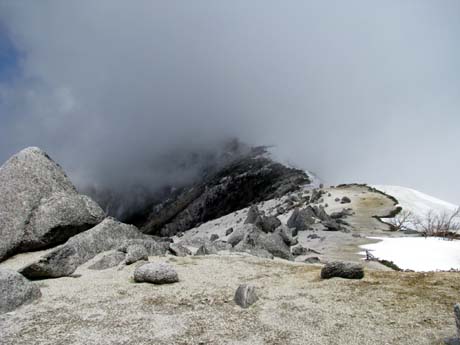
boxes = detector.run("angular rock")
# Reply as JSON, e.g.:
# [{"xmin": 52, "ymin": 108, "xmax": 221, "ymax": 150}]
[
  {"xmin": 169, "ymin": 243, "xmax": 192, "ymax": 257},
  {"xmin": 118, "ymin": 238, "xmax": 168, "ymax": 256},
  {"xmin": 0, "ymin": 269, "xmax": 41, "ymax": 314},
  {"xmin": 341, "ymin": 196, "xmax": 351, "ymax": 204},
  {"xmin": 291, "ymin": 244, "xmax": 309, "ymax": 256},
  {"xmin": 234, "ymin": 284, "xmax": 258, "ymax": 308},
  {"xmin": 320, "ymin": 261, "xmax": 364, "ymax": 280},
  {"xmin": 287, "ymin": 207, "xmax": 316, "ymax": 231},
  {"xmin": 20, "ymin": 218, "xmax": 152, "ymax": 279},
  {"xmin": 133, "ymin": 262, "xmax": 179, "ymax": 284},
  {"xmin": 304, "ymin": 256, "xmax": 321, "ymax": 264},
  {"xmin": 310, "ymin": 189, "xmax": 324, "ymax": 203},
  {"xmin": 0, "ymin": 147, "xmax": 105, "ymax": 262},
  {"xmin": 210, "ymin": 234, "xmax": 219, "ymax": 242},
  {"xmin": 234, "ymin": 226, "xmax": 292, "ymax": 260},
  {"xmin": 88, "ymin": 251, "xmax": 126, "ymax": 270},
  {"xmin": 124, "ymin": 244, "xmax": 149, "ymax": 265},
  {"xmin": 225, "ymin": 227, "xmax": 234, "ymax": 236},
  {"xmin": 245, "ymin": 205, "xmax": 261, "ymax": 224},
  {"xmin": 307, "ymin": 233, "xmax": 320, "ymax": 240},
  {"xmin": 322, "ymin": 220, "xmax": 343, "ymax": 231},
  {"xmin": 212, "ymin": 240, "xmax": 232, "ymax": 251},
  {"xmin": 227, "ymin": 225, "xmax": 252, "ymax": 247},
  {"xmin": 256, "ymin": 215, "xmax": 282, "ymax": 233},
  {"xmin": 195, "ymin": 242, "xmax": 218, "ymax": 256},
  {"xmin": 276, "ymin": 225, "xmax": 298, "ymax": 246}
]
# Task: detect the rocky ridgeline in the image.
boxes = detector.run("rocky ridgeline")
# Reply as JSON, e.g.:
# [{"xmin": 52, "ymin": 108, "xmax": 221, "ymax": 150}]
[{"xmin": 129, "ymin": 146, "xmax": 310, "ymax": 237}]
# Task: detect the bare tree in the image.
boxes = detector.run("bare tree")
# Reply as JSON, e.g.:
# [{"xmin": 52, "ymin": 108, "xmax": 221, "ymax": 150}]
[
  {"xmin": 414, "ymin": 207, "xmax": 460, "ymax": 238},
  {"xmin": 386, "ymin": 210, "xmax": 415, "ymax": 231}
]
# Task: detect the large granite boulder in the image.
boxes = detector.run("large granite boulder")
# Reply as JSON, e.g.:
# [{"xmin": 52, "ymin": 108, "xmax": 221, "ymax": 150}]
[
  {"xmin": 19, "ymin": 218, "xmax": 162, "ymax": 279},
  {"xmin": 0, "ymin": 147, "xmax": 105, "ymax": 261},
  {"xmin": 234, "ymin": 226, "xmax": 292, "ymax": 260},
  {"xmin": 0, "ymin": 269, "xmax": 41, "ymax": 314}
]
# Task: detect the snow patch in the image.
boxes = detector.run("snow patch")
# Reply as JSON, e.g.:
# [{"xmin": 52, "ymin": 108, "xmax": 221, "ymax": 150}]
[{"xmin": 360, "ymin": 236, "xmax": 460, "ymax": 271}]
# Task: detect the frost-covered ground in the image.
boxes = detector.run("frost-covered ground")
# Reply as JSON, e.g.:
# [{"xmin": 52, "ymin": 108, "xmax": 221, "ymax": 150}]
[{"xmin": 360, "ymin": 237, "xmax": 460, "ymax": 271}]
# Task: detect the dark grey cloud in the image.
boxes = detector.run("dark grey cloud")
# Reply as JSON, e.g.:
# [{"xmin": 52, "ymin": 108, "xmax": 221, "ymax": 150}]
[{"xmin": 0, "ymin": 1, "xmax": 459, "ymax": 204}]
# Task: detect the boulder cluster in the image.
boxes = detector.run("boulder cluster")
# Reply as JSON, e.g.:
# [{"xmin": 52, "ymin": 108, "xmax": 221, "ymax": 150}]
[{"xmin": 0, "ymin": 146, "xmax": 364, "ymax": 316}]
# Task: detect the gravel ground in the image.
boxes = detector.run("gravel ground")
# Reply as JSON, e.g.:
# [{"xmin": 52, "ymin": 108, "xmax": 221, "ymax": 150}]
[{"xmin": 1, "ymin": 253, "xmax": 459, "ymax": 345}]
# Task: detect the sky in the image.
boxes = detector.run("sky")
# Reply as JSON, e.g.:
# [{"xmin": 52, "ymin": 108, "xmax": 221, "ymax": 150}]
[{"xmin": 0, "ymin": 1, "xmax": 459, "ymax": 205}]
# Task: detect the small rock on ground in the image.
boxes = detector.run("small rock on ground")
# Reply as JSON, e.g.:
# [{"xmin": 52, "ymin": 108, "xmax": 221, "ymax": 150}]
[
  {"xmin": 133, "ymin": 262, "xmax": 179, "ymax": 284},
  {"xmin": 320, "ymin": 261, "xmax": 364, "ymax": 280},
  {"xmin": 234, "ymin": 284, "xmax": 258, "ymax": 308}
]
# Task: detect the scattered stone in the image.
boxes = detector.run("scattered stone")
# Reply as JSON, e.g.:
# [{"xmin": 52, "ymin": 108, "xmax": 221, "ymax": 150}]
[
  {"xmin": 341, "ymin": 196, "xmax": 351, "ymax": 204},
  {"xmin": 320, "ymin": 261, "xmax": 364, "ymax": 280},
  {"xmin": 334, "ymin": 198, "xmax": 340, "ymax": 202},
  {"xmin": 225, "ymin": 228, "xmax": 234, "ymax": 236},
  {"xmin": 133, "ymin": 262, "xmax": 179, "ymax": 284},
  {"xmin": 234, "ymin": 284, "xmax": 258, "ymax": 308},
  {"xmin": 118, "ymin": 238, "xmax": 169, "ymax": 256},
  {"xmin": 310, "ymin": 189, "xmax": 324, "ymax": 203},
  {"xmin": 256, "ymin": 216, "xmax": 282, "ymax": 233},
  {"xmin": 287, "ymin": 207, "xmax": 315, "ymax": 231},
  {"xmin": 322, "ymin": 220, "xmax": 343, "ymax": 231},
  {"xmin": 307, "ymin": 233, "xmax": 320, "ymax": 240},
  {"xmin": 352, "ymin": 233, "xmax": 362, "ymax": 238},
  {"xmin": 291, "ymin": 244, "xmax": 309, "ymax": 256},
  {"xmin": 304, "ymin": 256, "xmax": 321, "ymax": 264},
  {"xmin": 124, "ymin": 244, "xmax": 149, "ymax": 265},
  {"xmin": 0, "ymin": 269, "xmax": 41, "ymax": 314},
  {"xmin": 20, "ymin": 218, "xmax": 155, "ymax": 279},
  {"xmin": 169, "ymin": 243, "xmax": 192, "ymax": 257},
  {"xmin": 177, "ymin": 232, "xmax": 184, "ymax": 238},
  {"xmin": 212, "ymin": 240, "xmax": 232, "ymax": 251},
  {"xmin": 245, "ymin": 205, "xmax": 261, "ymax": 224},
  {"xmin": 210, "ymin": 234, "xmax": 219, "ymax": 242},
  {"xmin": 88, "ymin": 251, "xmax": 126, "ymax": 270},
  {"xmin": 0, "ymin": 147, "xmax": 105, "ymax": 262},
  {"xmin": 276, "ymin": 226, "xmax": 298, "ymax": 246},
  {"xmin": 227, "ymin": 225, "xmax": 254, "ymax": 247},
  {"xmin": 195, "ymin": 243, "xmax": 218, "ymax": 256}
]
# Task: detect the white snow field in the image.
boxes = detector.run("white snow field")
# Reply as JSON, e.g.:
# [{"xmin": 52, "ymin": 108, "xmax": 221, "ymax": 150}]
[
  {"xmin": 372, "ymin": 185, "xmax": 459, "ymax": 220},
  {"xmin": 360, "ymin": 236, "xmax": 460, "ymax": 271}
]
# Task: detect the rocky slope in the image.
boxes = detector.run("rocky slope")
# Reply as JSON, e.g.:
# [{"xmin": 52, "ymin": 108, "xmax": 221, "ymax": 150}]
[{"xmin": 130, "ymin": 146, "xmax": 311, "ymax": 237}]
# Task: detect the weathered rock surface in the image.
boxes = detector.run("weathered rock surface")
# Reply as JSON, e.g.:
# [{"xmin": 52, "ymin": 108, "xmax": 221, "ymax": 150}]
[
  {"xmin": 320, "ymin": 261, "xmax": 364, "ymax": 280},
  {"xmin": 0, "ymin": 147, "xmax": 105, "ymax": 262},
  {"xmin": 234, "ymin": 226, "xmax": 292, "ymax": 260},
  {"xmin": 19, "ymin": 218, "xmax": 156, "ymax": 279},
  {"xmin": 88, "ymin": 251, "xmax": 126, "ymax": 270},
  {"xmin": 291, "ymin": 244, "xmax": 309, "ymax": 256},
  {"xmin": 0, "ymin": 269, "xmax": 41, "ymax": 314},
  {"xmin": 124, "ymin": 244, "xmax": 149, "ymax": 265},
  {"xmin": 118, "ymin": 239, "xmax": 169, "ymax": 256},
  {"xmin": 169, "ymin": 243, "xmax": 192, "ymax": 257},
  {"xmin": 287, "ymin": 207, "xmax": 316, "ymax": 231},
  {"xmin": 195, "ymin": 242, "xmax": 219, "ymax": 256},
  {"xmin": 133, "ymin": 262, "xmax": 179, "ymax": 284},
  {"xmin": 234, "ymin": 284, "xmax": 258, "ymax": 308}
]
